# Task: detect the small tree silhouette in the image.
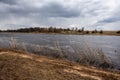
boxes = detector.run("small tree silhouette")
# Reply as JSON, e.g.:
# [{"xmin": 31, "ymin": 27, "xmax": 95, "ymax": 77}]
[
  {"xmin": 99, "ymin": 30, "xmax": 103, "ymax": 34},
  {"xmin": 116, "ymin": 31, "xmax": 120, "ymax": 34}
]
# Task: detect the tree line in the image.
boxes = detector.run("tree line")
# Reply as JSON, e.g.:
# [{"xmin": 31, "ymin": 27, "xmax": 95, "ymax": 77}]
[{"xmin": 0, "ymin": 27, "xmax": 120, "ymax": 34}]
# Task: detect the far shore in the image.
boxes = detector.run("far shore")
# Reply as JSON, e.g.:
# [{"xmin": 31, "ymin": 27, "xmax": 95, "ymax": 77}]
[{"xmin": 0, "ymin": 31, "xmax": 120, "ymax": 36}]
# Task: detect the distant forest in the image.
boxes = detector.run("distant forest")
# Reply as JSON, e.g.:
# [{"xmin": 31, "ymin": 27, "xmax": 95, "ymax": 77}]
[{"xmin": 0, "ymin": 27, "xmax": 120, "ymax": 35}]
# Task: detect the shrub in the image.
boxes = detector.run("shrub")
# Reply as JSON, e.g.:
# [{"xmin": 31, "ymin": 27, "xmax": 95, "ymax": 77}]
[
  {"xmin": 92, "ymin": 31, "xmax": 95, "ymax": 33},
  {"xmin": 116, "ymin": 31, "xmax": 120, "ymax": 34},
  {"xmin": 85, "ymin": 31, "xmax": 89, "ymax": 34},
  {"xmin": 99, "ymin": 30, "xmax": 103, "ymax": 34}
]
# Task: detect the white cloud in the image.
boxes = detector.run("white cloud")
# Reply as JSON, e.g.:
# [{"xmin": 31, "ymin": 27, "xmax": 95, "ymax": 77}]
[{"xmin": 0, "ymin": 0, "xmax": 120, "ymax": 30}]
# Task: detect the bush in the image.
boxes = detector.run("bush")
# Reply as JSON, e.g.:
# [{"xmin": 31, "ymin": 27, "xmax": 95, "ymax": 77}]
[
  {"xmin": 99, "ymin": 30, "xmax": 103, "ymax": 34},
  {"xmin": 116, "ymin": 31, "xmax": 120, "ymax": 34},
  {"xmin": 92, "ymin": 31, "xmax": 95, "ymax": 33},
  {"xmin": 85, "ymin": 31, "xmax": 89, "ymax": 34}
]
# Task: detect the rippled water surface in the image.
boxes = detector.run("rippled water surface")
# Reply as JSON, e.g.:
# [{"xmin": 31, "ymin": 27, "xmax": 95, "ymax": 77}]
[{"xmin": 0, "ymin": 33, "xmax": 120, "ymax": 68}]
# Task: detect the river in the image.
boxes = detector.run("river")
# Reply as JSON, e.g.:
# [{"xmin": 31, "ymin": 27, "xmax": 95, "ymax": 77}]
[{"xmin": 0, "ymin": 33, "xmax": 120, "ymax": 69}]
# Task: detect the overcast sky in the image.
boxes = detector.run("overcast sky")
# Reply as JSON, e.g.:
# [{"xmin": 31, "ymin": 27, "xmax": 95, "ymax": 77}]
[{"xmin": 0, "ymin": 0, "xmax": 120, "ymax": 30}]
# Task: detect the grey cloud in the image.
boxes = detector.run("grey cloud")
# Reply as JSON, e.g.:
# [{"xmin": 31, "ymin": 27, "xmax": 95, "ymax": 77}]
[
  {"xmin": 39, "ymin": 2, "xmax": 80, "ymax": 18},
  {"xmin": 0, "ymin": 0, "xmax": 107, "ymax": 18},
  {"xmin": 0, "ymin": 1, "xmax": 81, "ymax": 18},
  {"xmin": 80, "ymin": 0, "xmax": 107, "ymax": 17},
  {"xmin": 99, "ymin": 9, "xmax": 120, "ymax": 23},
  {"xmin": 0, "ymin": 0, "xmax": 17, "ymax": 5},
  {"xmin": 100, "ymin": 14, "xmax": 120, "ymax": 23},
  {"xmin": 0, "ymin": 0, "xmax": 120, "ymax": 30},
  {"xmin": 100, "ymin": 17, "xmax": 120, "ymax": 23}
]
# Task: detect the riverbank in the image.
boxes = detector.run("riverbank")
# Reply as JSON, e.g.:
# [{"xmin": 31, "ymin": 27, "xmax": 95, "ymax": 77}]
[
  {"xmin": 1, "ymin": 30, "xmax": 120, "ymax": 36},
  {"xmin": 0, "ymin": 50, "xmax": 120, "ymax": 80}
]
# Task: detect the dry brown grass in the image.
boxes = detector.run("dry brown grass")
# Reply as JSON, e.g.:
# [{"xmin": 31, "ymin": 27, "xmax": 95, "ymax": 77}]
[
  {"xmin": 6, "ymin": 37, "xmax": 118, "ymax": 70},
  {"xmin": 0, "ymin": 51, "xmax": 120, "ymax": 80}
]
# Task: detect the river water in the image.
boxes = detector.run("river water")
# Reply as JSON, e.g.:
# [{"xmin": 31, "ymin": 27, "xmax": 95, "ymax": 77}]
[{"xmin": 0, "ymin": 33, "xmax": 120, "ymax": 69}]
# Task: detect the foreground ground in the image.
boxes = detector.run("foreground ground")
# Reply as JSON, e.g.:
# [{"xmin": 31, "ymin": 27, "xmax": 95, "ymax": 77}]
[{"xmin": 0, "ymin": 51, "xmax": 120, "ymax": 80}]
